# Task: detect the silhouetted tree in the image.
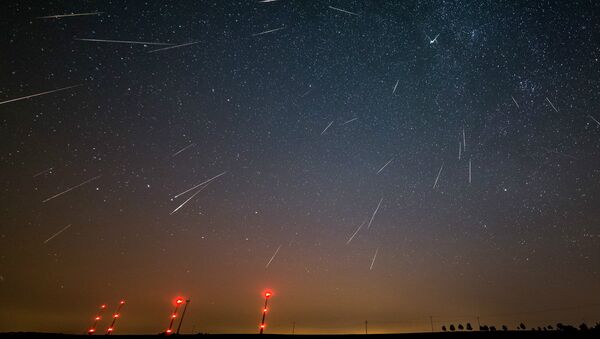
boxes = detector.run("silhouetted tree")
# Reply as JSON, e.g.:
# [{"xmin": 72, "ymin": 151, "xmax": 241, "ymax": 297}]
[
  {"xmin": 519, "ymin": 322, "xmax": 526, "ymax": 330},
  {"xmin": 480, "ymin": 325, "xmax": 489, "ymax": 331},
  {"xmin": 502, "ymin": 325, "xmax": 508, "ymax": 331},
  {"xmin": 466, "ymin": 323, "xmax": 473, "ymax": 331},
  {"xmin": 580, "ymin": 323, "xmax": 589, "ymax": 331},
  {"xmin": 458, "ymin": 324, "xmax": 464, "ymax": 331},
  {"xmin": 556, "ymin": 323, "xmax": 578, "ymax": 332},
  {"xmin": 548, "ymin": 325, "xmax": 554, "ymax": 330},
  {"xmin": 450, "ymin": 324, "xmax": 456, "ymax": 332},
  {"xmin": 537, "ymin": 327, "xmax": 542, "ymax": 331},
  {"xmin": 490, "ymin": 326, "xmax": 497, "ymax": 331},
  {"xmin": 441, "ymin": 325, "xmax": 447, "ymax": 332}
]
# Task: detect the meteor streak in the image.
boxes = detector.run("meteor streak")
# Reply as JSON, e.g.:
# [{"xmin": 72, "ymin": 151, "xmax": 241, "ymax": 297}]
[
  {"xmin": 346, "ymin": 219, "xmax": 366, "ymax": 245},
  {"xmin": 588, "ymin": 115, "xmax": 600, "ymax": 126},
  {"xmin": 370, "ymin": 247, "xmax": 379, "ymax": 270},
  {"xmin": 38, "ymin": 12, "xmax": 103, "ymax": 19},
  {"xmin": 392, "ymin": 80, "xmax": 399, "ymax": 94},
  {"xmin": 43, "ymin": 224, "xmax": 72, "ymax": 244},
  {"xmin": 75, "ymin": 38, "xmax": 174, "ymax": 46},
  {"xmin": 433, "ymin": 163, "xmax": 443, "ymax": 189},
  {"xmin": 511, "ymin": 95, "xmax": 520, "ymax": 109},
  {"xmin": 321, "ymin": 121, "xmax": 334, "ymax": 135},
  {"xmin": 0, "ymin": 85, "xmax": 82, "ymax": 106},
  {"xmin": 172, "ymin": 143, "xmax": 196, "ymax": 157},
  {"xmin": 328, "ymin": 6, "xmax": 360, "ymax": 16},
  {"xmin": 546, "ymin": 97, "xmax": 558, "ymax": 112},
  {"xmin": 148, "ymin": 41, "xmax": 200, "ymax": 53},
  {"xmin": 341, "ymin": 117, "xmax": 358, "ymax": 125},
  {"xmin": 377, "ymin": 158, "xmax": 394, "ymax": 175},
  {"xmin": 33, "ymin": 167, "xmax": 54, "ymax": 178},
  {"xmin": 170, "ymin": 186, "xmax": 207, "ymax": 215},
  {"xmin": 252, "ymin": 27, "xmax": 286, "ymax": 36},
  {"xmin": 265, "ymin": 245, "xmax": 282, "ymax": 268},
  {"xmin": 173, "ymin": 171, "xmax": 227, "ymax": 199},
  {"xmin": 42, "ymin": 175, "xmax": 101, "ymax": 203},
  {"xmin": 367, "ymin": 198, "xmax": 383, "ymax": 230}
]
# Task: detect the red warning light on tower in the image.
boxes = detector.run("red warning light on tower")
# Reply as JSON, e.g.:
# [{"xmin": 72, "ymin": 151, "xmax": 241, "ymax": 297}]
[
  {"xmin": 88, "ymin": 303, "xmax": 107, "ymax": 335},
  {"xmin": 259, "ymin": 290, "xmax": 273, "ymax": 334},
  {"xmin": 166, "ymin": 296, "xmax": 187, "ymax": 335},
  {"xmin": 105, "ymin": 299, "xmax": 125, "ymax": 335}
]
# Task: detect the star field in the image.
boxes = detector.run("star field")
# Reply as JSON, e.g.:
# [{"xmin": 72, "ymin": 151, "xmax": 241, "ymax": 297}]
[{"xmin": 1, "ymin": 0, "xmax": 599, "ymax": 334}]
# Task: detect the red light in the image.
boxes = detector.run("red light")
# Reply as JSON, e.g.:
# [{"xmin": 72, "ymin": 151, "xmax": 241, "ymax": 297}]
[
  {"xmin": 107, "ymin": 328, "xmax": 113, "ymax": 332},
  {"xmin": 263, "ymin": 308, "xmax": 268, "ymax": 312},
  {"xmin": 101, "ymin": 304, "xmax": 106, "ymax": 309},
  {"xmin": 260, "ymin": 324, "xmax": 265, "ymax": 328},
  {"xmin": 171, "ymin": 314, "xmax": 177, "ymax": 318},
  {"xmin": 176, "ymin": 298, "xmax": 184, "ymax": 304},
  {"xmin": 265, "ymin": 291, "xmax": 272, "ymax": 298},
  {"xmin": 113, "ymin": 314, "xmax": 119, "ymax": 318},
  {"xmin": 95, "ymin": 316, "xmax": 101, "ymax": 320},
  {"xmin": 166, "ymin": 329, "xmax": 172, "ymax": 333},
  {"xmin": 120, "ymin": 300, "xmax": 125, "ymax": 304},
  {"xmin": 88, "ymin": 329, "xmax": 95, "ymax": 333}
]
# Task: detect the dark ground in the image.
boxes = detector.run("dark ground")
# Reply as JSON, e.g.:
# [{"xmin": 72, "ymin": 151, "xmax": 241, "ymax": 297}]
[{"xmin": 2, "ymin": 331, "xmax": 600, "ymax": 338}]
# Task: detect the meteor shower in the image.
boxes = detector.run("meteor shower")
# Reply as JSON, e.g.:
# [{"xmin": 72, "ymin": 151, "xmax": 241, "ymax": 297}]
[{"xmin": 1, "ymin": 1, "xmax": 599, "ymax": 337}]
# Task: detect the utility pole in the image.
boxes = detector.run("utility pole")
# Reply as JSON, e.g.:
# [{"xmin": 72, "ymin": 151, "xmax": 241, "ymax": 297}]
[
  {"xmin": 292, "ymin": 321, "xmax": 295, "ymax": 334},
  {"xmin": 477, "ymin": 316, "xmax": 481, "ymax": 330},
  {"xmin": 176, "ymin": 299, "xmax": 191, "ymax": 335},
  {"xmin": 365, "ymin": 320, "xmax": 368, "ymax": 335},
  {"xmin": 430, "ymin": 316, "xmax": 434, "ymax": 332}
]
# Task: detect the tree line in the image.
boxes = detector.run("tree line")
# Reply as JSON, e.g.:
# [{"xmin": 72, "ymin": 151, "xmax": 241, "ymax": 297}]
[{"xmin": 441, "ymin": 321, "xmax": 600, "ymax": 332}]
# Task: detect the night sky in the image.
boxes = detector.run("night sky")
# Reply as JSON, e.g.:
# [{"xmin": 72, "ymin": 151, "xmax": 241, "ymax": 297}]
[{"xmin": 1, "ymin": 0, "xmax": 600, "ymax": 335}]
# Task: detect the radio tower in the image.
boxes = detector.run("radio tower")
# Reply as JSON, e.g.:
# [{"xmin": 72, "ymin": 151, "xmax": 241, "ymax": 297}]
[
  {"xmin": 106, "ymin": 300, "xmax": 125, "ymax": 335},
  {"xmin": 87, "ymin": 304, "xmax": 106, "ymax": 335}
]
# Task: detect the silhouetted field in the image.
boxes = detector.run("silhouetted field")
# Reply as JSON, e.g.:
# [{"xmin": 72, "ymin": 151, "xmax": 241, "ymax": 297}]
[{"xmin": 2, "ymin": 330, "xmax": 600, "ymax": 338}]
